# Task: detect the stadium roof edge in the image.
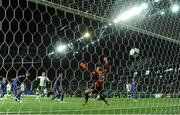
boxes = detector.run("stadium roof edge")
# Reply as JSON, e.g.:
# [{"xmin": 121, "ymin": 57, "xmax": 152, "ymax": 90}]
[{"xmin": 29, "ymin": 0, "xmax": 180, "ymax": 45}]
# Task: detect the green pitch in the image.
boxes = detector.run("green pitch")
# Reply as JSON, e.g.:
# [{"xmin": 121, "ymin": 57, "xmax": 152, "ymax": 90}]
[{"xmin": 0, "ymin": 97, "xmax": 179, "ymax": 114}]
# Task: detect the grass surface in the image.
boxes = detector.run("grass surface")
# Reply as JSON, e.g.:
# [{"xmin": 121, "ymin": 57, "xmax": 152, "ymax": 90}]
[{"xmin": 0, "ymin": 96, "xmax": 179, "ymax": 114}]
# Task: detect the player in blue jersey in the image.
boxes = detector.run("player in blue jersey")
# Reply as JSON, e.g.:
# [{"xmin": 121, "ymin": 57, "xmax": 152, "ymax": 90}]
[
  {"xmin": 131, "ymin": 78, "xmax": 137, "ymax": 101},
  {"xmin": 12, "ymin": 72, "xmax": 30, "ymax": 102},
  {"xmin": 52, "ymin": 72, "xmax": 64, "ymax": 102},
  {"xmin": 0, "ymin": 77, "xmax": 6, "ymax": 99}
]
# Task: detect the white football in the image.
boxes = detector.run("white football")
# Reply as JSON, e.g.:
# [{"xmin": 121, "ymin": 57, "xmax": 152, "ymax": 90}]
[{"xmin": 129, "ymin": 48, "xmax": 140, "ymax": 58}]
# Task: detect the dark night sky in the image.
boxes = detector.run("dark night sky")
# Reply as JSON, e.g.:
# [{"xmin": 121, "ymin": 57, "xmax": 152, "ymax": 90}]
[{"xmin": 0, "ymin": 0, "xmax": 180, "ymax": 94}]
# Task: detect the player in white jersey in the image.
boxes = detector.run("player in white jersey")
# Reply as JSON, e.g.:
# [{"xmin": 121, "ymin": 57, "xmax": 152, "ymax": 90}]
[
  {"xmin": 126, "ymin": 82, "xmax": 131, "ymax": 99},
  {"xmin": 20, "ymin": 83, "xmax": 25, "ymax": 97},
  {"xmin": 36, "ymin": 72, "xmax": 50, "ymax": 100},
  {"xmin": 6, "ymin": 82, "xmax": 11, "ymax": 96}
]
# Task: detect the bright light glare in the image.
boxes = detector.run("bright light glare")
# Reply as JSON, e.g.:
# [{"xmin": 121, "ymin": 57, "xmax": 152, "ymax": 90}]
[
  {"xmin": 83, "ymin": 32, "xmax": 90, "ymax": 38},
  {"xmin": 48, "ymin": 51, "xmax": 54, "ymax": 55},
  {"xmin": 141, "ymin": 3, "xmax": 148, "ymax": 9},
  {"xmin": 113, "ymin": 3, "xmax": 148, "ymax": 23},
  {"xmin": 160, "ymin": 11, "xmax": 165, "ymax": 15},
  {"xmin": 154, "ymin": 0, "xmax": 160, "ymax": 2},
  {"xmin": 113, "ymin": 19, "xmax": 118, "ymax": 23},
  {"xmin": 56, "ymin": 45, "xmax": 67, "ymax": 53},
  {"xmin": 171, "ymin": 4, "xmax": 179, "ymax": 13}
]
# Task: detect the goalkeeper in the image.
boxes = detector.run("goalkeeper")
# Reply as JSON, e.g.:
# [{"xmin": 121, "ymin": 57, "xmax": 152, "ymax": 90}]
[{"xmin": 80, "ymin": 57, "xmax": 110, "ymax": 105}]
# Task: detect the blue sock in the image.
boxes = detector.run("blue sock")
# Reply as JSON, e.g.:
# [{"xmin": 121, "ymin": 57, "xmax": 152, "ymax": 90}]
[
  {"xmin": 61, "ymin": 95, "xmax": 64, "ymax": 101},
  {"xmin": 17, "ymin": 93, "xmax": 21, "ymax": 100}
]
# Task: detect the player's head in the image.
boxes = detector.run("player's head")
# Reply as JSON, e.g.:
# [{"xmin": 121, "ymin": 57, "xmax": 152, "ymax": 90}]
[
  {"xmin": 42, "ymin": 72, "xmax": 46, "ymax": 77},
  {"xmin": 2, "ymin": 77, "xmax": 6, "ymax": 82}
]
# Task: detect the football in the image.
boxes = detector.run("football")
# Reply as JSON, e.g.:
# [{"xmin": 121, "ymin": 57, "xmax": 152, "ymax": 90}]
[{"xmin": 129, "ymin": 48, "xmax": 140, "ymax": 58}]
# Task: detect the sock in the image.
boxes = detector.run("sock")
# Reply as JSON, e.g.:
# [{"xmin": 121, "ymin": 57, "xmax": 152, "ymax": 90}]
[
  {"xmin": 61, "ymin": 95, "xmax": 64, "ymax": 101},
  {"xmin": 84, "ymin": 93, "xmax": 89, "ymax": 104}
]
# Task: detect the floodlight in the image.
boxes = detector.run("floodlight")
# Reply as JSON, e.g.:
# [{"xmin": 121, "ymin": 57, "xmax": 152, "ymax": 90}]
[
  {"xmin": 56, "ymin": 45, "xmax": 67, "ymax": 53},
  {"xmin": 155, "ymin": 0, "xmax": 160, "ymax": 2},
  {"xmin": 171, "ymin": 4, "xmax": 179, "ymax": 13},
  {"xmin": 160, "ymin": 11, "xmax": 165, "ymax": 15},
  {"xmin": 83, "ymin": 32, "xmax": 90, "ymax": 38},
  {"xmin": 113, "ymin": 3, "xmax": 148, "ymax": 23},
  {"xmin": 141, "ymin": 3, "xmax": 148, "ymax": 9}
]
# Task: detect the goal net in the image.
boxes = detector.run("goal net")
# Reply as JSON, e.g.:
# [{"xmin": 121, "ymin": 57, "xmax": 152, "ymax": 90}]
[{"xmin": 0, "ymin": 0, "xmax": 180, "ymax": 114}]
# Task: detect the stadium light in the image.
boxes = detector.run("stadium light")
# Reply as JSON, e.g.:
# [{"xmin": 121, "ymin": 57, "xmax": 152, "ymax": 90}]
[
  {"xmin": 56, "ymin": 44, "xmax": 67, "ymax": 53},
  {"xmin": 160, "ymin": 10, "xmax": 165, "ymax": 15},
  {"xmin": 141, "ymin": 3, "xmax": 148, "ymax": 9},
  {"xmin": 83, "ymin": 32, "xmax": 90, "ymax": 38},
  {"xmin": 164, "ymin": 68, "xmax": 173, "ymax": 72},
  {"xmin": 171, "ymin": 4, "xmax": 179, "ymax": 13},
  {"xmin": 154, "ymin": 0, "xmax": 160, "ymax": 2},
  {"xmin": 113, "ymin": 19, "xmax": 118, "ymax": 23},
  {"xmin": 113, "ymin": 3, "xmax": 148, "ymax": 23},
  {"xmin": 48, "ymin": 51, "xmax": 54, "ymax": 55}
]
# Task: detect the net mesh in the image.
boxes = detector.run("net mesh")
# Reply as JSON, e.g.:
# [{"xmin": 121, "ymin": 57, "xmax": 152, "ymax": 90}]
[
  {"xmin": 0, "ymin": 0, "xmax": 180, "ymax": 114},
  {"xmin": 46, "ymin": 0, "xmax": 180, "ymax": 40}
]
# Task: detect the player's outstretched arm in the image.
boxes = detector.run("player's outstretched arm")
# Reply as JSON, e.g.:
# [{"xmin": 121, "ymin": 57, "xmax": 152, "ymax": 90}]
[
  {"xmin": 46, "ymin": 77, "xmax": 51, "ymax": 82},
  {"xmin": 103, "ymin": 57, "xmax": 109, "ymax": 74},
  {"xmin": 36, "ymin": 76, "xmax": 41, "ymax": 81}
]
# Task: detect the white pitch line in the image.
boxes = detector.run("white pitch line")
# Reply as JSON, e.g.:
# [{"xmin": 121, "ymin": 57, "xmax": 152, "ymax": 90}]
[{"xmin": 0, "ymin": 105, "xmax": 179, "ymax": 114}]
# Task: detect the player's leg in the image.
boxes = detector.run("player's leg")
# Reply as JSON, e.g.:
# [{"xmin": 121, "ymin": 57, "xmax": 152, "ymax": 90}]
[
  {"xmin": 41, "ymin": 86, "xmax": 47, "ymax": 97},
  {"xmin": 60, "ymin": 90, "xmax": 65, "ymax": 102},
  {"xmin": 84, "ymin": 83, "xmax": 96, "ymax": 105},
  {"xmin": 132, "ymin": 91, "xmax": 137, "ymax": 101},
  {"xmin": 47, "ymin": 90, "xmax": 54, "ymax": 98},
  {"xmin": 13, "ymin": 83, "xmax": 18, "ymax": 101},
  {"xmin": 2, "ymin": 88, "xmax": 6, "ymax": 98},
  {"xmin": 52, "ymin": 90, "xmax": 60, "ymax": 100},
  {"xmin": 16, "ymin": 89, "xmax": 22, "ymax": 102},
  {"xmin": 36, "ymin": 93, "xmax": 40, "ymax": 100},
  {"xmin": 83, "ymin": 88, "xmax": 93, "ymax": 105},
  {"xmin": 127, "ymin": 91, "xmax": 131, "ymax": 99},
  {"xmin": 36, "ymin": 87, "xmax": 41, "ymax": 101},
  {"xmin": 98, "ymin": 88, "xmax": 110, "ymax": 105},
  {"xmin": 0, "ymin": 88, "xmax": 5, "ymax": 99},
  {"xmin": 0, "ymin": 89, "xmax": 3, "ymax": 100},
  {"xmin": 38, "ymin": 86, "xmax": 44, "ymax": 100},
  {"xmin": 40, "ymin": 86, "xmax": 43, "ymax": 97}
]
